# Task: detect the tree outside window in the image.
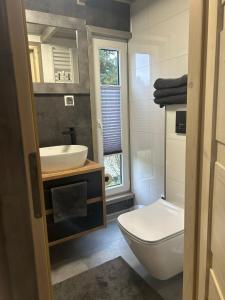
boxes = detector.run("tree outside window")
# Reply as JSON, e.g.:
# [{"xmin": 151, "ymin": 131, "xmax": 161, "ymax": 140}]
[{"xmin": 99, "ymin": 49, "xmax": 119, "ymax": 85}]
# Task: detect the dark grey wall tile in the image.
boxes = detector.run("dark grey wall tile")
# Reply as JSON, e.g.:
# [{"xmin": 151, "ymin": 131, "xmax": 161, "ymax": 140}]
[
  {"xmin": 24, "ymin": 0, "xmax": 86, "ymax": 19},
  {"xmin": 24, "ymin": 0, "xmax": 130, "ymax": 31},
  {"xmin": 86, "ymin": 0, "xmax": 130, "ymax": 31},
  {"xmin": 106, "ymin": 198, "xmax": 134, "ymax": 215},
  {"xmin": 35, "ymin": 95, "xmax": 93, "ymax": 160}
]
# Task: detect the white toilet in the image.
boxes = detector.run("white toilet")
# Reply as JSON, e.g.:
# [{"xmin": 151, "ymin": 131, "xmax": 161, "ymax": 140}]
[{"xmin": 117, "ymin": 199, "xmax": 184, "ymax": 280}]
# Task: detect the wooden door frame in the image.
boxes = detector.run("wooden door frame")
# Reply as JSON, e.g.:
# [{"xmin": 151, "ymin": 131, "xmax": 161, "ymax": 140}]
[
  {"xmin": 0, "ymin": 0, "xmax": 52, "ymax": 299},
  {"xmin": 182, "ymin": 0, "xmax": 207, "ymax": 298},
  {"xmin": 0, "ymin": 0, "xmax": 219, "ymax": 299},
  {"xmin": 183, "ymin": 0, "xmax": 208, "ymax": 299},
  {"xmin": 195, "ymin": 0, "xmax": 223, "ymax": 299},
  {"xmin": 183, "ymin": 0, "xmax": 223, "ymax": 299}
]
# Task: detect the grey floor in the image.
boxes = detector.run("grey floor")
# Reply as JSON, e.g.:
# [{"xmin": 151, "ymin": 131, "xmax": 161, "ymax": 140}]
[{"xmin": 50, "ymin": 222, "xmax": 183, "ymax": 300}]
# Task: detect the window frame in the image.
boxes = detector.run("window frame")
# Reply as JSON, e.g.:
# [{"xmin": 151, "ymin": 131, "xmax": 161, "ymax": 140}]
[{"xmin": 93, "ymin": 38, "xmax": 130, "ymax": 197}]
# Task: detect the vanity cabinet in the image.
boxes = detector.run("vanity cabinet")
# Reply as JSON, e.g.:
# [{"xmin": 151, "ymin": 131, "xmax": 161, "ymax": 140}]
[{"xmin": 42, "ymin": 160, "xmax": 106, "ymax": 247}]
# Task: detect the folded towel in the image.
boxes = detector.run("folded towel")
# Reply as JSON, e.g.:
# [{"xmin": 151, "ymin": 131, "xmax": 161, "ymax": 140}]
[
  {"xmin": 154, "ymin": 74, "xmax": 187, "ymax": 90},
  {"xmin": 154, "ymin": 86, "xmax": 187, "ymax": 98},
  {"xmin": 154, "ymin": 93, "xmax": 187, "ymax": 108},
  {"xmin": 51, "ymin": 182, "xmax": 87, "ymax": 223}
]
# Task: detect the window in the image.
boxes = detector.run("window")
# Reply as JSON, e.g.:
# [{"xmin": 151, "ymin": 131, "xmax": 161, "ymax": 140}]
[
  {"xmin": 93, "ymin": 39, "xmax": 129, "ymax": 196},
  {"xmin": 104, "ymin": 153, "xmax": 122, "ymax": 188},
  {"xmin": 99, "ymin": 49, "xmax": 119, "ymax": 85}
]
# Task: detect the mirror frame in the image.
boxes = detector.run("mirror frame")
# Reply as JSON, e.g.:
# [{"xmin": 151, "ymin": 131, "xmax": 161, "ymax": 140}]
[{"xmin": 26, "ymin": 10, "xmax": 90, "ymax": 94}]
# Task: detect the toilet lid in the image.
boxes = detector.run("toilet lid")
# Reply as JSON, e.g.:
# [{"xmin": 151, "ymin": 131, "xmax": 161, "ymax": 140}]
[{"xmin": 118, "ymin": 199, "xmax": 184, "ymax": 244}]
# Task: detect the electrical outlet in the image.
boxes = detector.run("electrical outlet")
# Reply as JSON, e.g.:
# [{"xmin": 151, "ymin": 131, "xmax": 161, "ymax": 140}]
[{"xmin": 64, "ymin": 95, "xmax": 75, "ymax": 106}]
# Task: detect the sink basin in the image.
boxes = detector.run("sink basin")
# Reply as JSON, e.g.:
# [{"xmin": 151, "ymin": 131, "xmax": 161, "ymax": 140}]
[{"xmin": 39, "ymin": 145, "xmax": 88, "ymax": 173}]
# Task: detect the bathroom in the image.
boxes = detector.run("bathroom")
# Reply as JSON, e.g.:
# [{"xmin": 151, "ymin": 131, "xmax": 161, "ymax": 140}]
[
  {"xmin": 26, "ymin": 0, "xmax": 187, "ymax": 299},
  {"xmin": 4, "ymin": 0, "xmax": 218, "ymax": 299}
]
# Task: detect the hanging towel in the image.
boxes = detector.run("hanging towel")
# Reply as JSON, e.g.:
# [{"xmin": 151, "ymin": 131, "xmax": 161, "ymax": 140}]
[
  {"xmin": 154, "ymin": 74, "xmax": 187, "ymax": 90},
  {"xmin": 153, "ymin": 86, "xmax": 187, "ymax": 98},
  {"xmin": 51, "ymin": 182, "xmax": 87, "ymax": 223},
  {"xmin": 154, "ymin": 94, "xmax": 187, "ymax": 108}
]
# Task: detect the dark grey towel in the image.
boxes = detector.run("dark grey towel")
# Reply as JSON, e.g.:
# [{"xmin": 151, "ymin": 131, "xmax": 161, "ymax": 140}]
[
  {"xmin": 154, "ymin": 93, "xmax": 187, "ymax": 108},
  {"xmin": 154, "ymin": 86, "xmax": 187, "ymax": 98},
  {"xmin": 51, "ymin": 182, "xmax": 87, "ymax": 223},
  {"xmin": 154, "ymin": 74, "xmax": 187, "ymax": 90}
]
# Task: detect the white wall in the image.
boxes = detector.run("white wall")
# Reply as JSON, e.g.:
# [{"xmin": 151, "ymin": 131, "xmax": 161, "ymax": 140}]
[
  {"xmin": 129, "ymin": 0, "xmax": 189, "ymax": 206},
  {"xmin": 166, "ymin": 105, "xmax": 186, "ymax": 208}
]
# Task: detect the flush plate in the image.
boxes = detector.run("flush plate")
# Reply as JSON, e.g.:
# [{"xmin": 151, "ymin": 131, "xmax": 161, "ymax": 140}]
[{"xmin": 176, "ymin": 111, "xmax": 186, "ymax": 134}]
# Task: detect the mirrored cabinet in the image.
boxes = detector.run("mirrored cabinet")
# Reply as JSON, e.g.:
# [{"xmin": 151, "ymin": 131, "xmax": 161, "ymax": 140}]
[{"xmin": 26, "ymin": 10, "xmax": 90, "ymax": 94}]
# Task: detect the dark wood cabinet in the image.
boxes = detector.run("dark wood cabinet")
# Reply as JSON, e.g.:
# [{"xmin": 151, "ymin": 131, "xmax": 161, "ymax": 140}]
[{"xmin": 42, "ymin": 160, "xmax": 106, "ymax": 247}]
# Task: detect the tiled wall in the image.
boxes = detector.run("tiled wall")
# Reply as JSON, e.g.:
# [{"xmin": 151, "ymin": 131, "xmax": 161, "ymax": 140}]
[
  {"xmin": 166, "ymin": 105, "xmax": 186, "ymax": 208},
  {"xmin": 129, "ymin": 0, "xmax": 189, "ymax": 206},
  {"xmin": 35, "ymin": 95, "xmax": 94, "ymax": 159},
  {"xmin": 24, "ymin": 0, "xmax": 130, "ymax": 31}
]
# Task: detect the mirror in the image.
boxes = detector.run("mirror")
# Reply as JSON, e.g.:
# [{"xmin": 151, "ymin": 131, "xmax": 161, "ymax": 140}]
[
  {"xmin": 25, "ymin": 10, "xmax": 90, "ymax": 94},
  {"xmin": 27, "ymin": 24, "xmax": 79, "ymax": 84}
]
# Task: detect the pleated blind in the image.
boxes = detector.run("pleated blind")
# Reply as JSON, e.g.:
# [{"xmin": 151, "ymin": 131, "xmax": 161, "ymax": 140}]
[{"xmin": 101, "ymin": 85, "xmax": 122, "ymax": 155}]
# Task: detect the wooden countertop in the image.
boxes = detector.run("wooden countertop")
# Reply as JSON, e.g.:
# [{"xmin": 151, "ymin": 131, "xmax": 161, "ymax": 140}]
[{"xmin": 42, "ymin": 160, "xmax": 104, "ymax": 182}]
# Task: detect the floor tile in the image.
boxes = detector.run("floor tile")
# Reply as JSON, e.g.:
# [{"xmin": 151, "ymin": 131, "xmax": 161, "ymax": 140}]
[{"xmin": 50, "ymin": 222, "xmax": 183, "ymax": 300}]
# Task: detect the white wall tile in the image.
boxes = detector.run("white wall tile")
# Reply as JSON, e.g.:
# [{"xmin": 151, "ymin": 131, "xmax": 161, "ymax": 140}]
[
  {"xmin": 166, "ymin": 178, "xmax": 185, "ymax": 208},
  {"xmin": 132, "ymin": 167, "xmax": 164, "ymax": 205},
  {"xmin": 129, "ymin": 0, "xmax": 189, "ymax": 206},
  {"xmin": 130, "ymin": 100, "xmax": 164, "ymax": 134},
  {"xmin": 166, "ymin": 138, "xmax": 186, "ymax": 183},
  {"xmin": 130, "ymin": 132, "xmax": 165, "ymax": 169},
  {"xmin": 129, "ymin": 51, "xmax": 152, "ymax": 101},
  {"xmin": 165, "ymin": 105, "xmax": 186, "ymax": 207},
  {"xmin": 151, "ymin": 55, "xmax": 189, "ymax": 84},
  {"xmin": 139, "ymin": 10, "xmax": 189, "ymax": 64},
  {"xmin": 131, "ymin": 0, "xmax": 189, "ymax": 33}
]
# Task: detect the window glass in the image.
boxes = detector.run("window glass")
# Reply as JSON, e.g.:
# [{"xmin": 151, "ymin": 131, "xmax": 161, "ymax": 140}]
[
  {"xmin": 99, "ymin": 49, "xmax": 119, "ymax": 85},
  {"xmin": 104, "ymin": 153, "xmax": 122, "ymax": 188}
]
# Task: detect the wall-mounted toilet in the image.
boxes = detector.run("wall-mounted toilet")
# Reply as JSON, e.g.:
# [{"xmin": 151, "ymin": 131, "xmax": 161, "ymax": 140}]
[{"xmin": 117, "ymin": 199, "xmax": 184, "ymax": 280}]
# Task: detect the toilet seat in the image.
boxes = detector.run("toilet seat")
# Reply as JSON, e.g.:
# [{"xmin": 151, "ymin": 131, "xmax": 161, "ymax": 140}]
[
  {"xmin": 119, "ymin": 224, "xmax": 183, "ymax": 246},
  {"xmin": 118, "ymin": 199, "xmax": 184, "ymax": 245}
]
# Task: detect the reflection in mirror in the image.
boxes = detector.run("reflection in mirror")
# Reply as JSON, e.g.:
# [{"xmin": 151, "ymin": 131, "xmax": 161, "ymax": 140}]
[{"xmin": 26, "ymin": 23, "xmax": 79, "ymax": 84}]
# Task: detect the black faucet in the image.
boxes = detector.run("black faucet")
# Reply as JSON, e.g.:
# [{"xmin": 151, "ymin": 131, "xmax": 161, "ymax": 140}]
[{"xmin": 62, "ymin": 127, "xmax": 76, "ymax": 145}]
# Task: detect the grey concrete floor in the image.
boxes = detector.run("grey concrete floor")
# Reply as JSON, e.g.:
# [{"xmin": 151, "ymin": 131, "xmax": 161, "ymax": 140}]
[{"xmin": 50, "ymin": 222, "xmax": 183, "ymax": 300}]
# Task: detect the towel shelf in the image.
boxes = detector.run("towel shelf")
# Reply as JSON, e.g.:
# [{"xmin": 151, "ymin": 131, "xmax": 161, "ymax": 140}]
[
  {"xmin": 48, "ymin": 225, "xmax": 105, "ymax": 247},
  {"xmin": 45, "ymin": 196, "xmax": 103, "ymax": 216},
  {"xmin": 42, "ymin": 160, "xmax": 106, "ymax": 247}
]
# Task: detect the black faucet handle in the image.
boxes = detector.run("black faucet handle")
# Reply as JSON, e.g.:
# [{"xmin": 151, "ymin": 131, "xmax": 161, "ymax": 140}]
[
  {"xmin": 66, "ymin": 126, "xmax": 75, "ymax": 131},
  {"xmin": 62, "ymin": 127, "xmax": 76, "ymax": 145},
  {"xmin": 62, "ymin": 127, "xmax": 75, "ymax": 134}
]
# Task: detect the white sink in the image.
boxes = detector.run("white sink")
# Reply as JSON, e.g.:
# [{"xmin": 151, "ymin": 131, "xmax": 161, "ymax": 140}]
[{"xmin": 39, "ymin": 145, "xmax": 88, "ymax": 173}]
